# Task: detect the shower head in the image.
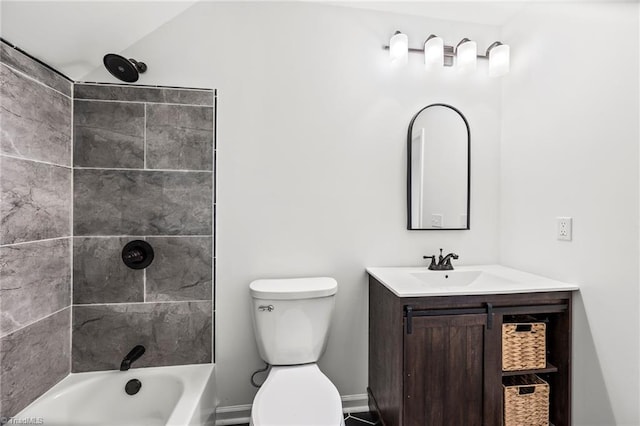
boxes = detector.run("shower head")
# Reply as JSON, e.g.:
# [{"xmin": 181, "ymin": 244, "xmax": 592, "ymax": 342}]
[{"xmin": 103, "ymin": 54, "xmax": 147, "ymax": 83}]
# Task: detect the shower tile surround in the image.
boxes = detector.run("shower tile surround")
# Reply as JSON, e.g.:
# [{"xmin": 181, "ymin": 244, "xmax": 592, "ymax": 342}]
[
  {"xmin": 71, "ymin": 83, "xmax": 215, "ymax": 373},
  {"xmin": 0, "ymin": 41, "xmax": 73, "ymax": 418},
  {"xmin": 0, "ymin": 40, "xmax": 216, "ymax": 417}
]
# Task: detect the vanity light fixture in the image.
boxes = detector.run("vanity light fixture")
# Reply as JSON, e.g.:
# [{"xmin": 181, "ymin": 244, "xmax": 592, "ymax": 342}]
[
  {"xmin": 424, "ymin": 34, "xmax": 444, "ymax": 69},
  {"xmin": 486, "ymin": 41, "xmax": 510, "ymax": 77},
  {"xmin": 456, "ymin": 38, "xmax": 477, "ymax": 73},
  {"xmin": 384, "ymin": 32, "xmax": 510, "ymax": 77},
  {"xmin": 389, "ymin": 30, "xmax": 409, "ymax": 65}
]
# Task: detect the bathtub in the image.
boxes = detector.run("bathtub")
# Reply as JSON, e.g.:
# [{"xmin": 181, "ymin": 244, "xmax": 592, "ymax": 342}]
[{"xmin": 14, "ymin": 364, "xmax": 216, "ymax": 426}]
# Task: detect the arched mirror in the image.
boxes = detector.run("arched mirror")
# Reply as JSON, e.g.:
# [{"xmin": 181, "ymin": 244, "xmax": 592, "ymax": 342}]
[{"xmin": 407, "ymin": 104, "xmax": 470, "ymax": 230}]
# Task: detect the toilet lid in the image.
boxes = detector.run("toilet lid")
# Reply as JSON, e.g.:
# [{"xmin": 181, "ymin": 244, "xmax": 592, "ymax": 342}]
[{"xmin": 252, "ymin": 365, "xmax": 343, "ymax": 426}]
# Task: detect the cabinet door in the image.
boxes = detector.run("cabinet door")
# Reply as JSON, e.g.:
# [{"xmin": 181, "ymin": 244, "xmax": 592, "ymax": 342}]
[{"xmin": 403, "ymin": 314, "xmax": 487, "ymax": 426}]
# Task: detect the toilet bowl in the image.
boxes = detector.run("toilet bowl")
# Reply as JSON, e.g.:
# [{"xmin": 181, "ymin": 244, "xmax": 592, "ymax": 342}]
[
  {"xmin": 250, "ymin": 364, "xmax": 344, "ymax": 426},
  {"xmin": 249, "ymin": 277, "xmax": 343, "ymax": 426}
]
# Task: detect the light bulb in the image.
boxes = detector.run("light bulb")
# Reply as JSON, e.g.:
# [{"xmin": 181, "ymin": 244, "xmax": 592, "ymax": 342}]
[
  {"xmin": 456, "ymin": 38, "xmax": 477, "ymax": 74},
  {"xmin": 488, "ymin": 43, "xmax": 510, "ymax": 77},
  {"xmin": 389, "ymin": 31, "xmax": 408, "ymax": 65},
  {"xmin": 424, "ymin": 35, "xmax": 444, "ymax": 69}
]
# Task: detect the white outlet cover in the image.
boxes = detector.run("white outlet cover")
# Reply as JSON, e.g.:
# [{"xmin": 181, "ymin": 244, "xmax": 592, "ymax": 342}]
[{"xmin": 557, "ymin": 217, "xmax": 572, "ymax": 241}]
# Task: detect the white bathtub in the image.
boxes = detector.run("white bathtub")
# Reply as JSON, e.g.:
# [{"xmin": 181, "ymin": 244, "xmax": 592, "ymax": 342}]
[{"xmin": 15, "ymin": 364, "xmax": 216, "ymax": 426}]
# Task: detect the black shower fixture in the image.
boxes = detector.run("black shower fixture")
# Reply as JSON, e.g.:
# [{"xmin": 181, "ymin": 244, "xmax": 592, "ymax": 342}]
[
  {"xmin": 122, "ymin": 240, "xmax": 154, "ymax": 270},
  {"xmin": 103, "ymin": 53, "xmax": 147, "ymax": 82}
]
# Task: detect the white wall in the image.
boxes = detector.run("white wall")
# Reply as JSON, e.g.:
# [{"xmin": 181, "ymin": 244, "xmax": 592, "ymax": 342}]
[
  {"xmin": 500, "ymin": 3, "xmax": 639, "ymax": 425},
  {"xmin": 84, "ymin": 2, "xmax": 503, "ymax": 407}
]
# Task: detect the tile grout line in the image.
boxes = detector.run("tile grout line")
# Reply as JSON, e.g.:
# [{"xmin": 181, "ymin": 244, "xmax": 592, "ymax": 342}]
[
  {"xmin": 72, "ymin": 235, "xmax": 212, "ymax": 239},
  {"xmin": 72, "ymin": 300, "xmax": 211, "ymax": 307},
  {"xmin": 143, "ymin": 267, "xmax": 147, "ymax": 303},
  {"xmin": 70, "ymin": 85, "xmax": 75, "ymax": 373},
  {"xmin": 74, "ymin": 166, "xmax": 212, "ymax": 173},
  {"xmin": 0, "ymin": 306, "xmax": 70, "ymax": 340},
  {"xmin": 75, "ymin": 82, "xmax": 213, "ymax": 92},
  {"xmin": 144, "ymin": 103, "xmax": 147, "ymax": 170},
  {"xmin": 0, "ymin": 153, "xmax": 72, "ymax": 169},
  {"xmin": 0, "ymin": 235, "xmax": 71, "ymax": 248},
  {"xmin": 343, "ymin": 414, "xmax": 378, "ymax": 425},
  {"xmin": 142, "ymin": 235, "xmax": 146, "ymax": 303},
  {"xmin": 1, "ymin": 39, "xmax": 73, "ymax": 82},
  {"xmin": 0, "ymin": 61, "xmax": 72, "ymax": 99},
  {"xmin": 73, "ymin": 98, "xmax": 213, "ymax": 108},
  {"xmin": 212, "ymin": 90, "xmax": 217, "ymax": 363}
]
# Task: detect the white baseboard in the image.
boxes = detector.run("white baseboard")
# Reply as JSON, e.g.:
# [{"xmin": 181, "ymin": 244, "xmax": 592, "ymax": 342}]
[
  {"xmin": 215, "ymin": 394, "xmax": 369, "ymax": 425},
  {"xmin": 215, "ymin": 404, "xmax": 251, "ymax": 426},
  {"xmin": 340, "ymin": 393, "xmax": 369, "ymax": 413}
]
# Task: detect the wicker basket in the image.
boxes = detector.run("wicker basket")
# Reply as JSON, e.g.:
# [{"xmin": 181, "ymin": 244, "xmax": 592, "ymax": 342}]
[
  {"xmin": 503, "ymin": 374, "xmax": 550, "ymax": 426},
  {"xmin": 502, "ymin": 322, "xmax": 546, "ymax": 371}
]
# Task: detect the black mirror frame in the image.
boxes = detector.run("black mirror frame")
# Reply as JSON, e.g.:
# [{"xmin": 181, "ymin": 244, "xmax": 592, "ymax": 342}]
[{"xmin": 406, "ymin": 103, "xmax": 471, "ymax": 230}]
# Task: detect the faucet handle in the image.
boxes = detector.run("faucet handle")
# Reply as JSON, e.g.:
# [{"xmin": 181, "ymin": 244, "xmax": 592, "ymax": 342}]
[{"xmin": 423, "ymin": 255, "xmax": 437, "ymax": 270}]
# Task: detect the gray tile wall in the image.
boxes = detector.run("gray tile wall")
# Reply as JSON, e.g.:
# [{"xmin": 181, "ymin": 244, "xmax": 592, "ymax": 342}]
[
  {"xmin": 1, "ymin": 156, "xmax": 72, "ymax": 244},
  {"xmin": 72, "ymin": 83, "xmax": 215, "ymax": 372},
  {"xmin": 0, "ymin": 40, "xmax": 73, "ymax": 418},
  {"xmin": 0, "ymin": 44, "xmax": 216, "ymax": 417},
  {"xmin": 73, "ymin": 100, "xmax": 144, "ymax": 168},
  {"xmin": 72, "ymin": 302, "xmax": 211, "ymax": 372},
  {"xmin": 73, "ymin": 169, "xmax": 212, "ymax": 236},
  {"xmin": 0, "ymin": 309, "xmax": 71, "ymax": 418},
  {"xmin": 73, "ymin": 83, "xmax": 213, "ymax": 105},
  {"xmin": 1, "ymin": 64, "xmax": 71, "ymax": 166}
]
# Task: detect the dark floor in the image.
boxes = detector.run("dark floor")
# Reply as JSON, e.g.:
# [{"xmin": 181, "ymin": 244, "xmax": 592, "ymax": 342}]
[
  {"xmin": 343, "ymin": 412, "xmax": 379, "ymax": 425},
  {"xmin": 231, "ymin": 411, "xmax": 379, "ymax": 425}
]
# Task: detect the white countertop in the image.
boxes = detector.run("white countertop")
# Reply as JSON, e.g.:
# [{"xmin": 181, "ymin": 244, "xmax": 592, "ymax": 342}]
[{"xmin": 366, "ymin": 265, "xmax": 579, "ymax": 298}]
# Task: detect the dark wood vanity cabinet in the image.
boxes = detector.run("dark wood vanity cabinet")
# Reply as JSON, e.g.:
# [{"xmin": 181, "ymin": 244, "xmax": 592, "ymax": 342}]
[
  {"xmin": 404, "ymin": 313, "xmax": 487, "ymax": 425},
  {"xmin": 368, "ymin": 276, "xmax": 573, "ymax": 426}
]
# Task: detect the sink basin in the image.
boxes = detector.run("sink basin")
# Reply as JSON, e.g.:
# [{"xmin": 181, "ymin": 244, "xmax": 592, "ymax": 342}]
[
  {"xmin": 410, "ymin": 270, "xmax": 516, "ymax": 288},
  {"xmin": 411, "ymin": 270, "xmax": 483, "ymax": 287}
]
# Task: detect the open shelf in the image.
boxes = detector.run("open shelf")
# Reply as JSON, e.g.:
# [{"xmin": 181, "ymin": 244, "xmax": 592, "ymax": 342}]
[{"xmin": 502, "ymin": 362, "xmax": 558, "ymax": 377}]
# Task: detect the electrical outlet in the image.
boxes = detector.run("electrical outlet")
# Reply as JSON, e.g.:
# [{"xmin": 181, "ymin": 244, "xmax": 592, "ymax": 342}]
[
  {"xmin": 431, "ymin": 214, "xmax": 443, "ymax": 228},
  {"xmin": 557, "ymin": 217, "xmax": 572, "ymax": 241}
]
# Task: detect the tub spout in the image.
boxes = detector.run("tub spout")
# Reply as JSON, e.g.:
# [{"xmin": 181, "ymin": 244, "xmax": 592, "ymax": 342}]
[{"xmin": 120, "ymin": 345, "xmax": 145, "ymax": 371}]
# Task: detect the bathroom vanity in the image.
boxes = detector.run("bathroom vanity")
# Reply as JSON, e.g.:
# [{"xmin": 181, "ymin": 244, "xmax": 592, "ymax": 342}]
[{"xmin": 366, "ymin": 265, "xmax": 579, "ymax": 426}]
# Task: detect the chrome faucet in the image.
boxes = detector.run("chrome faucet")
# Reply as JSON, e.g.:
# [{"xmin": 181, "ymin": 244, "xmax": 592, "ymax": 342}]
[
  {"xmin": 120, "ymin": 345, "xmax": 145, "ymax": 371},
  {"xmin": 423, "ymin": 248, "xmax": 459, "ymax": 271}
]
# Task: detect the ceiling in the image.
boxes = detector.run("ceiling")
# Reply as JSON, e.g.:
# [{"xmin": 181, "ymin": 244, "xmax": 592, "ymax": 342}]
[
  {"xmin": 1, "ymin": 1, "xmax": 197, "ymax": 80},
  {"xmin": 0, "ymin": 0, "xmax": 576, "ymax": 80},
  {"xmin": 325, "ymin": 1, "xmax": 528, "ymax": 26}
]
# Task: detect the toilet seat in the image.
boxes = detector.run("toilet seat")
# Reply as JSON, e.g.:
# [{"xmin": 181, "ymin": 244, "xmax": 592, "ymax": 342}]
[{"xmin": 251, "ymin": 364, "xmax": 344, "ymax": 426}]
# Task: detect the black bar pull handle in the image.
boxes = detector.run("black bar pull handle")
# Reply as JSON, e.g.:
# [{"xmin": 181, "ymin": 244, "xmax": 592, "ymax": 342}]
[
  {"xmin": 405, "ymin": 305, "xmax": 413, "ymax": 335},
  {"xmin": 486, "ymin": 302, "xmax": 494, "ymax": 330}
]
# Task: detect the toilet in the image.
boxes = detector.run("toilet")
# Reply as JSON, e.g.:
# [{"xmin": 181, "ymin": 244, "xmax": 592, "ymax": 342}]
[{"xmin": 249, "ymin": 277, "xmax": 344, "ymax": 426}]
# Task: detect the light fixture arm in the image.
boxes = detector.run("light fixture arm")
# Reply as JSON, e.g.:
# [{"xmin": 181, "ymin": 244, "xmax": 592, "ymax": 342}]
[
  {"xmin": 424, "ymin": 34, "xmax": 438, "ymax": 43},
  {"xmin": 485, "ymin": 41, "xmax": 504, "ymax": 58},
  {"xmin": 455, "ymin": 38, "xmax": 472, "ymax": 52}
]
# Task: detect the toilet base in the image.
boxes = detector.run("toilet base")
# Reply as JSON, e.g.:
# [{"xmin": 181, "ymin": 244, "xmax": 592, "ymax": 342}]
[{"xmin": 250, "ymin": 364, "xmax": 344, "ymax": 426}]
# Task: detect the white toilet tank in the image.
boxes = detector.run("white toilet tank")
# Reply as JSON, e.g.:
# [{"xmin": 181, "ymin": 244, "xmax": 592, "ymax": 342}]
[{"xmin": 249, "ymin": 277, "xmax": 337, "ymax": 365}]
